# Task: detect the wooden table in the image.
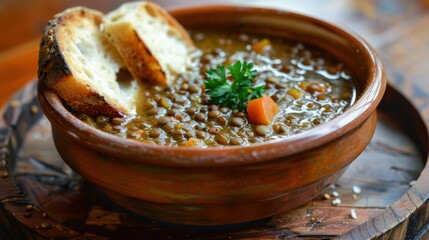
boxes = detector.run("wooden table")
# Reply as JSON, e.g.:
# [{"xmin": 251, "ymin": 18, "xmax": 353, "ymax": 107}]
[{"xmin": 1, "ymin": 0, "xmax": 429, "ymax": 239}]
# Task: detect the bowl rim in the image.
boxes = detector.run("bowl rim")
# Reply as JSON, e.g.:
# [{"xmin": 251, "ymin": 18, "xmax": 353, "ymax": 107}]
[{"xmin": 38, "ymin": 4, "xmax": 386, "ymax": 168}]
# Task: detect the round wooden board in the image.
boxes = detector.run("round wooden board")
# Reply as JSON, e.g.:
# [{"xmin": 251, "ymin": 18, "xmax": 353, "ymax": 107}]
[{"xmin": 0, "ymin": 82, "xmax": 428, "ymax": 240}]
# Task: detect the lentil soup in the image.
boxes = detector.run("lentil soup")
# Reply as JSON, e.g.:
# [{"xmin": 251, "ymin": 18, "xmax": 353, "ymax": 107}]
[{"xmin": 76, "ymin": 30, "xmax": 357, "ymax": 147}]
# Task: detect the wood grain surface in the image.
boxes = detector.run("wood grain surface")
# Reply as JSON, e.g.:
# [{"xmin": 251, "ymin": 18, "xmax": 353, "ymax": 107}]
[{"xmin": 0, "ymin": 0, "xmax": 429, "ymax": 239}]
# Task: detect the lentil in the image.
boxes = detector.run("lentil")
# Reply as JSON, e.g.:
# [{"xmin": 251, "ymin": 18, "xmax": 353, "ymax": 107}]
[
  {"xmin": 216, "ymin": 133, "xmax": 229, "ymax": 145},
  {"xmin": 157, "ymin": 116, "xmax": 171, "ymax": 125},
  {"xmin": 208, "ymin": 110, "xmax": 220, "ymax": 118},
  {"xmin": 231, "ymin": 117, "xmax": 245, "ymax": 126},
  {"xmin": 194, "ymin": 113, "xmax": 206, "ymax": 122},
  {"xmin": 149, "ymin": 129, "xmax": 162, "ymax": 138},
  {"xmin": 148, "ymin": 108, "xmax": 160, "ymax": 116},
  {"xmin": 230, "ymin": 137, "xmax": 244, "ymax": 145},
  {"xmin": 166, "ymin": 109, "xmax": 179, "ymax": 116},
  {"xmin": 255, "ymin": 125, "xmax": 272, "ymax": 136},
  {"xmin": 196, "ymin": 131, "xmax": 207, "ymax": 139},
  {"xmin": 216, "ymin": 116, "xmax": 228, "ymax": 125}
]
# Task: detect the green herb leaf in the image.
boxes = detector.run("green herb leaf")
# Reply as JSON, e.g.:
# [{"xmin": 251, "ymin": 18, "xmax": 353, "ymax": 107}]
[{"xmin": 203, "ymin": 61, "xmax": 265, "ymax": 111}]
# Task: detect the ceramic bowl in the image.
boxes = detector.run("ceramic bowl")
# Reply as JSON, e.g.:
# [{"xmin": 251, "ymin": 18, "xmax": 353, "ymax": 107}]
[{"xmin": 38, "ymin": 5, "xmax": 386, "ymax": 225}]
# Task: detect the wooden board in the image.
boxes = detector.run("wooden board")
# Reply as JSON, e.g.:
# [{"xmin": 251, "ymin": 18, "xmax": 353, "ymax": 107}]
[
  {"xmin": 1, "ymin": 0, "xmax": 429, "ymax": 239},
  {"xmin": 0, "ymin": 82, "xmax": 428, "ymax": 239}
]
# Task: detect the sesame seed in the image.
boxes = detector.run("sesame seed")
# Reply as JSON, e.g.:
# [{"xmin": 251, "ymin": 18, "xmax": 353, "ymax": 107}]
[
  {"xmin": 332, "ymin": 191, "xmax": 339, "ymax": 197},
  {"xmin": 409, "ymin": 180, "xmax": 416, "ymax": 186}
]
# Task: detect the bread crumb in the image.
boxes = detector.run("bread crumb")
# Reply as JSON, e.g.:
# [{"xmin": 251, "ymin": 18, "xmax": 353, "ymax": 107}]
[
  {"xmin": 350, "ymin": 209, "xmax": 357, "ymax": 219},
  {"xmin": 332, "ymin": 198, "xmax": 341, "ymax": 206},
  {"xmin": 10, "ymin": 100, "xmax": 20, "ymax": 107},
  {"xmin": 31, "ymin": 105, "xmax": 39, "ymax": 115},
  {"xmin": 323, "ymin": 193, "xmax": 331, "ymax": 200},
  {"xmin": 352, "ymin": 186, "xmax": 361, "ymax": 194}
]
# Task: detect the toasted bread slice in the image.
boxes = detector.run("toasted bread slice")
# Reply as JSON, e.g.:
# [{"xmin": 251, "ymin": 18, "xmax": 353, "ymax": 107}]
[
  {"xmin": 102, "ymin": 1, "xmax": 195, "ymax": 85},
  {"xmin": 38, "ymin": 7, "xmax": 137, "ymax": 117}
]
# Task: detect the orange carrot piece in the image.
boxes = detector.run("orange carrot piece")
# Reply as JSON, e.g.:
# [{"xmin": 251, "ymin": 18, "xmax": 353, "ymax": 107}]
[
  {"xmin": 247, "ymin": 96, "xmax": 279, "ymax": 125},
  {"xmin": 252, "ymin": 38, "xmax": 272, "ymax": 54},
  {"xmin": 181, "ymin": 138, "xmax": 203, "ymax": 147},
  {"xmin": 287, "ymin": 88, "xmax": 304, "ymax": 99}
]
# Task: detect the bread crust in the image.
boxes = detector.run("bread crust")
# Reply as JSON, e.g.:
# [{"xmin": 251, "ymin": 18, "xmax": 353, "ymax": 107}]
[
  {"xmin": 38, "ymin": 3, "xmax": 194, "ymax": 117},
  {"xmin": 38, "ymin": 7, "xmax": 127, "ymax": 117},
  {"xmin": 103, "ymin": 22, "xmax": 166, "ymax": 85},
  {"xmin": 145, "ymin": 2, "xmax": 194, "ymax": 48},
  {"xmin": 103, "ymin": 2, "xmax": 195, "ymax": 85}
]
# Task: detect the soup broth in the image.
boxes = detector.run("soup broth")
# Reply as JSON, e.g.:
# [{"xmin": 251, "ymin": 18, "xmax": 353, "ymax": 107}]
[{"xmin": 76, "ymin": 30, "xmax": 357, "ymax": 147}]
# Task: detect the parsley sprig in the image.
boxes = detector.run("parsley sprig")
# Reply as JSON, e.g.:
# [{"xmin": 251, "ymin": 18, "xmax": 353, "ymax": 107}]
[{"xmin": 203, "ymin": 61, "xmax": 265, "ymax": 111}]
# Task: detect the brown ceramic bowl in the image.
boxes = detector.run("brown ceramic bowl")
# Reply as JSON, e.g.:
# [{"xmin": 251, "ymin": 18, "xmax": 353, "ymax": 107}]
[{"xmin": 38, "ymin": 5, "xmax": 386, "ymax": 225}]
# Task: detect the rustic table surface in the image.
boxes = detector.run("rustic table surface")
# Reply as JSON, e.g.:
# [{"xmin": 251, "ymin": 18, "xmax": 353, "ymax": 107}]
[{"xmin": 0, "ymin": 0, "xmax": 429, "ymax": 239}]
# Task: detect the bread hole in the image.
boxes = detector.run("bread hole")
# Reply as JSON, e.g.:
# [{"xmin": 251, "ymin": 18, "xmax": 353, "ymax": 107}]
[
  {"xmin": 144, "ymin": 4, "xmax": 157, "ymax": 18},
  {"xmin": 116, "ymin": 68, "xmax": 134, "ymax": 90}
]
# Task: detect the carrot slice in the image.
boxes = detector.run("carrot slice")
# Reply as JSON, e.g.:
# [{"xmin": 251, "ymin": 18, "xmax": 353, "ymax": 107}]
[
  {"xmin": 252, "ymin": 38, "xmax": 272, "ymax": 54},
  {"xmin": 247, "ymin": 96, "xmax": 279, "ymax": 125},
  {"xmin": 181, "ymin": 138, "xmax": 203, "ymax": 147}
]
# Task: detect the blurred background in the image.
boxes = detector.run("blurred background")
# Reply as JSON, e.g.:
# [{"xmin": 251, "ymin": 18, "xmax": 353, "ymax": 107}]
[
  {"xmin": 0, "ymin": 0, "xmax": 428, "ymax": 106},
  {"xmin": 1, "ymin": 0, "xmax": 428, "ymax": 51}
]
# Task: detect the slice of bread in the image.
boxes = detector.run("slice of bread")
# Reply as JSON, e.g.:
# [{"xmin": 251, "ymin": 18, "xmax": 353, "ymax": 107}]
[
  {"xmin": 102, "ymin": 1, "xmax": 195, "ymax": 85},
  {"xmin": 38, "ymin": 7, "xmax": 137, "ymax": 117}
]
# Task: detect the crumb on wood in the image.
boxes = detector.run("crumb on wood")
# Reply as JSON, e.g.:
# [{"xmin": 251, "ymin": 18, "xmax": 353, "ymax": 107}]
[
  {"xmin": 332, "ymin": 198, "xmax": 341, "ymax": 206},
  {"xmin": 323, "ymin": 193, "xmax": 331, "ymax": 200},
  {"xmin": 10, "ymin": 100, "xmax": 21, "ymax": 107},
  {"xmin": 350, "ymin": 209, "xmax": 357, "ymax": 219},
  {"xmin": 352, "ymin": 186, "xmax": 361, "ymax": 194},
  {"xmin": 31, "ymin": 105, "xmax": 39, "ymax": 114}
]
